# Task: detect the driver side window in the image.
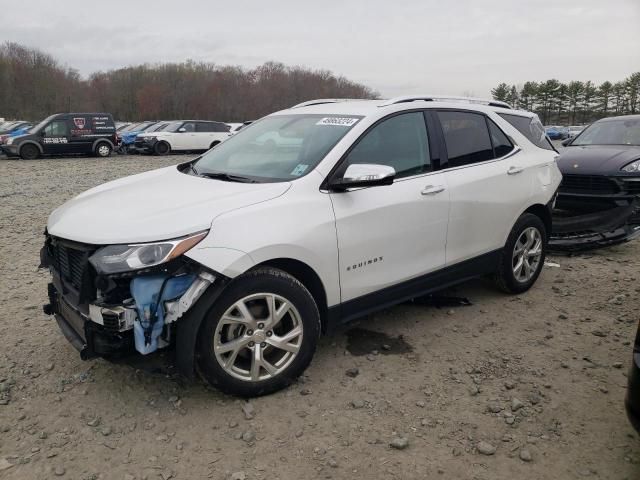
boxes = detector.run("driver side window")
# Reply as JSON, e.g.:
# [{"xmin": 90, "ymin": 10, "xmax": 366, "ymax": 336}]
[
  {"xmin": 44, "ymin": 120, "xmax": 69, "ymax": 137},
  {"xmin": 342, "ymin": 112, "xmax": 430, "ymax": 179}
]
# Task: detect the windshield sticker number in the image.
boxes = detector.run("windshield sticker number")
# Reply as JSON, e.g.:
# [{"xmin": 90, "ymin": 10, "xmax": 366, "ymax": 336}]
[
  {"xmin": 316, "ymin": 117, "xmax": 359, "ymax": 127},
  {"xmin": 291, "ymin": 164, "xmax": 309, "ymax": 176}
]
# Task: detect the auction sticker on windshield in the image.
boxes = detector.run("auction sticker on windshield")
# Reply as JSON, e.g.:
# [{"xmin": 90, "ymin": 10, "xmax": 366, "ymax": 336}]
[{"xmin": 316, "ymin": 117, "xmax": 359, "ymax": 127}]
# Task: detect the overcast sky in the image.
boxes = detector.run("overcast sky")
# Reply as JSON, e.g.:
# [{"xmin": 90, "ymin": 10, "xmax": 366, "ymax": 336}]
[{"xmin": 2, "ymin": 0, "xmax": 639, "ymax": 97}]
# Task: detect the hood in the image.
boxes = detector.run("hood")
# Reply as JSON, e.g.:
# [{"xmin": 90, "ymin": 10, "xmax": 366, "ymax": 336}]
[
  {"xmin": 557, "ymin": 145, "xmax": 640, "ymax": 175},
  {"xmin": 47, "ymin": 165, "xmax": 291, "ymax": 244}
]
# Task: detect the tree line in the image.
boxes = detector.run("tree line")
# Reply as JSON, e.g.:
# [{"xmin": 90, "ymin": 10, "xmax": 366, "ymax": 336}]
[
  {"xmin": 0, "ymin": 42, "xmax": 378, "ymax": 122},
  {"xmin": 491, "ymin": 73, "xmax": 640, "ymax": 126}
]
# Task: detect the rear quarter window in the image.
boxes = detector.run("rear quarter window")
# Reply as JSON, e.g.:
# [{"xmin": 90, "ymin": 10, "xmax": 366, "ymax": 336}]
[{"xmin": 498, "ymin": 113, "xmax": 554, "ymax": 151}]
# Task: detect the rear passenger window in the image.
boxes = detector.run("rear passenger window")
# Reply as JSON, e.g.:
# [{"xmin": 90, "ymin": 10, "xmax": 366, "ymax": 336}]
[
  {"xmin": 498, "ymin": 113, "xmax": 555, "ymax": 151},
  {"xmin": 487, "ymin": 119, "xmax": 514, "ymax": 157},
  {"xmin": 437, "ymin": 111, "xmax": 493, "ymax": 167},
  {"xmin": 343, "ymin": 112, "xmax": 430, "ymax": 179},
  {"xmin": 196, "ymin": 122, "xmax": 215, "ymax": 132}
]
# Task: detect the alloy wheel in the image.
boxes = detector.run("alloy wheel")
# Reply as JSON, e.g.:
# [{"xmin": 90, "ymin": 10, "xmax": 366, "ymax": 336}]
[
  {"xmin": 512, "ymin": 226, "xmax": 542, "ymax": 282},
  {"xmin": 213, "ymin": 293, "xmax": 304, "ymax": 382}
]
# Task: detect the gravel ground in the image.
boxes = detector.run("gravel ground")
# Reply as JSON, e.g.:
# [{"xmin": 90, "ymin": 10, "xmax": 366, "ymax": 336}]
[{"xmin": 0, "ymin": 153, "xmax": 639, "ymax": 480}]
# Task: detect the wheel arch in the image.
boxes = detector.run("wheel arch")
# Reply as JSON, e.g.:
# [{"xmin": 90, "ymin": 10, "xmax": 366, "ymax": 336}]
[
  {"xmin": 522, "ymin": 203, "xmax": 552, "ymax": 240},
  {"xmin": 209, "ymin": 140, "xmax": 221, "ymax": 149},
  {"xmin": 19, "ymin": 140, "xmax": 43, "ymax": 154},
  {"xmin": 92, "ymin": 138, "xmax": 114, "ymax": 151},
  {"xmin": 251, "ymin": 258, "xmax": 329, "ymax": 334}
]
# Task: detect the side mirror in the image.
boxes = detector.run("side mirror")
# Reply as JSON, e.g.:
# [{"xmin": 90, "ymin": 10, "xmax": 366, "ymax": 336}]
[
  {"xmin": 328, "ymin": 164, "xmax": 395, "ymax": 192},
  {"xmin": 561, "ymin": 138, "xmax": 572, "ymax": 147},
  {"xmin": 178, "ymin": 127, "xmax": 187, "ymax": 133}
]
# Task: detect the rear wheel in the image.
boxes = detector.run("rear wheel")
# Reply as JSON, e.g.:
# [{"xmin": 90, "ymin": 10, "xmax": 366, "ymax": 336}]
[
  {"xmin": 20, "ymin": 144, "xmax": 39, "ymax": 160},
  {"xmin": 196, "ymin": 268, "xmax": 320, "ymax": 397},
  {"xmin": 154, "ymin": 141, "xmax": 170, "ymax": 156},
  {"xmin": 494, "ymin": 213, "xmax": 546, "ymax": 294},
  {"xmin": 95, "ymin": 142, "xmax": 112, "ymax": 158}
]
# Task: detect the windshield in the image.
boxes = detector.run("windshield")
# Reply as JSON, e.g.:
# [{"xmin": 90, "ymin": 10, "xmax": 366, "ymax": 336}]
[
  {"xmin": 163, "ymin": 121, "xmax": 185, "ymax": 132},
  {"xmin": 29, "ymin": 115, "xmax": 57, "ymax": 134},
  {"xmin": 119, "ymin": 122, "xmax": 143, "ymax": 132},
  {"xmin": 193, "ymin": 114, "xmax": 362, "ymax": 182},
  {"xmin": 572, "ymin": 118, "xmax": 640, "ymax": 146},
  {"xmin": 148, "ymin": 122, "xmax": 170, "ymax": 132}
]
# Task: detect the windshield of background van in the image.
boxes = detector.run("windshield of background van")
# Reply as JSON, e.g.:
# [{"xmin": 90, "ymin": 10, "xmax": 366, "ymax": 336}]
[
  {"xmin": 194, "ymin": 114, "xmax": 362, "ymax": 181},
  {"xmin": 573, "ymin": 118, "xmax": 640, "ymax": 146}
]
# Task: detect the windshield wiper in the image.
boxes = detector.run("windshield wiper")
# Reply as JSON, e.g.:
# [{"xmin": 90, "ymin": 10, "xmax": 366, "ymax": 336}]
[{"xmin": 198, "ymin": 171, "xmax": 258, "ymax": 183}]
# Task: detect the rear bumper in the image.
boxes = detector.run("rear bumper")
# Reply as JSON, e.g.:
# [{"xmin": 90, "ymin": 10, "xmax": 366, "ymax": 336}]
[
  {"xmin": 45, "ymin": 283, "xmax": 134, "ymax": 359},
  {"xmin": 626, "ymin": 353, "xmax": 640, "ymax": 433}
]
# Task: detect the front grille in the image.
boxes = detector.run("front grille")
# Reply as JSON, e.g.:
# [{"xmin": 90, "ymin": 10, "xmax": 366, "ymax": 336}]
[
  {"xmin": 57, "ymin": 245, "xmax": 86, "ymax": 290},
  {"xmin": 621, "ymin": 179, "xmax": 640, "ymax": 195},
  {"xmin": 560, "ymin": 175, "xmax": 620, "ymax": 195}
]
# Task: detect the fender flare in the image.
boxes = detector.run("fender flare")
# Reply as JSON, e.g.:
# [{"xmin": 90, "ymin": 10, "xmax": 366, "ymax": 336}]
[
  {"xmin": 92, "ymin": 138, "xmax": 115, "ymax": 152},
  {"xmin": 18, "ymin": 140, "xmax": 44, "ymax": 154}
]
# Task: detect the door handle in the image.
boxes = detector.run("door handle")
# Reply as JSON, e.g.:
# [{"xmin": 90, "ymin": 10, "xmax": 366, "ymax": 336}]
[
  {"xmin": 421, "ymin": 185, "xmax": 446, "ymax": 195},
  {"xmin": 507, "ymin": 166, "xmax": 524, "ymax": 175}
]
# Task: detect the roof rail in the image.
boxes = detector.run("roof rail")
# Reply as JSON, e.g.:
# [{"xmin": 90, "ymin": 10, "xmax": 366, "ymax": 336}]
[
  {"xmin": 379, "ymin": 95, "xmax": 511, "ymax": 109},
  {"xmin": 290, "ymin": 98, "xmax": 366, "ymax": 109}
]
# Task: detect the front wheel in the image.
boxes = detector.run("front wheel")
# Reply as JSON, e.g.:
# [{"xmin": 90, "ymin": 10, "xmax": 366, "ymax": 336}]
[
  {"xmin": 494, "ymin": 213, "xmax": 546, "ymax": 294},
  {"xmin": 154, "ymin": 141, "xmax": 170, "ymax": 156},
  {"xmin": 196, "ymin": 268, "xmax": 320, "ymax": 397},
  {"xmin": 20, "ymin": 144, "xmax": 39, "ymax": 160}
]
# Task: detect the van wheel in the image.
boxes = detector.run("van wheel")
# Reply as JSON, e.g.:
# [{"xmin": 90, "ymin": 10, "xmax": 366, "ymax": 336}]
[
  {"xmin": 154, "ymin": 141, "xmax": 170, "ymax": 156},
  {"xmin": 209, "ymin": 141, "xmax": 220, "ymax": 150},
  {"xmin": 196, "ymin": 268, "xmax": 321, "ymax": 397},
  {"xmin": 494, "ymin": 213, "xmax": 547, "ymax": 294},
  {"xmin": 20, "ymin": 144, "xmax": 39, "ymax": 160},
  {"xmin": 95, "ymin": 142, "xmax": 112, "ymax": 157}
]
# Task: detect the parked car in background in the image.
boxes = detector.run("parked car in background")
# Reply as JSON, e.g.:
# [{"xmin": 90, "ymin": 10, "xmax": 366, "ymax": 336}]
[
  {"xmin": 116, "ymin": 122, "xmax": 132, "ymax": 131},
  {"xmin": 117, "ymin": 121, "xmax": 161, "ymax": 153},
  {"xmin": 1, "ymin": 113, "xmax": 117, "ymax": 159},
  {"xmin": 567, "ymin": 125, "xmax": 584, "ymax": 138},
  {"xmin": 134, "ymin": 120, "xmax": 230, "ymax": 155},
  {"xmin": 545, "ymin": 125, "xmax": 569, "ymax": 140},
  {"xmin": 552, "ymin": 115, "xmax": 640, "ymax": 249},
  {"xmin": 41, "ymin": 96, "xmax": 560, "ymax": 396},
  {"xmin": 0, "ymin": 122, "xmax": 33, "ymax": 144}
]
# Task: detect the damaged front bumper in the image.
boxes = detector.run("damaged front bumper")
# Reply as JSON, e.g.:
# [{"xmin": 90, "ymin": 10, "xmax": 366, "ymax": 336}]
[
  {"xmin": 550, "ymin": 197, "xmax": 640, "ymax": 251},
  {"xmin": 41, "ymin": 235, "xmax": 217, "ymax": 361}
]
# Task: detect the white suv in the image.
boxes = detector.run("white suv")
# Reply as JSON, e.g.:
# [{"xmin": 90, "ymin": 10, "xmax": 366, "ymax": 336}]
[
  {"xmin": 134, "ymin": 120, "xmax": 230, "ymax": 155},
  {"xmin": 42, "ymin": 96, "xmax": 561, "ymax": 396}
]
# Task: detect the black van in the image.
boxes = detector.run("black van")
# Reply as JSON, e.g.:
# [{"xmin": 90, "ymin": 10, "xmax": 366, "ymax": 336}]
[{"xmin": 2, "ymin": 113, "xmax": 117, "ymax": 160}]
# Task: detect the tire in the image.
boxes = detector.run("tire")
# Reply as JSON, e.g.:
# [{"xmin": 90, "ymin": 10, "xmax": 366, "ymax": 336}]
[
  {"xmin": 494, "ymin": 213, "xmax": 547, "ymax": 294},
  {"xmin": 209, "ymin": 141, "xmax": 220, "ymax": 150},
  {"xmin": 95, "ymin": 142, "xmax": 112, "ymax": 158},
  {"xmin": 20, "ymin": 144, "xmax": 39, "ymax": 160},
  {"xmin": 196, "ymin": 267, "xmax": 321, "ymax": 397},
  {"xmin": 154, "ymin": 141, "xmax": 170, "ymax": 156}
]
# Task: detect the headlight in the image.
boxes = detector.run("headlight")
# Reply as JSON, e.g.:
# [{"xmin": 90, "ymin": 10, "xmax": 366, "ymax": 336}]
[
  {"xmin": 89, "ymin": 231, "xmax": 208, "ymax": 274},
  {"xmin": 5, "ymin": 137, "xmax": 13, "ymax": 145},
  {"xmin": 144, "ymin": 136, "xmax": 157, "ymax": 142},
  {"xmin": 622, "ymin": 159, "xmax": 640, "ymax": 173}
]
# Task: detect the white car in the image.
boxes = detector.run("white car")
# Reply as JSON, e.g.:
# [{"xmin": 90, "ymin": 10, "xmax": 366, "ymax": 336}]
[
  {"xmin": 135, "ymin": 120, "xmax": 230, "ymax": 155},
  {"xmin": 42, "ymin": 95, "xmax": 561, "ymax": 396}
]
